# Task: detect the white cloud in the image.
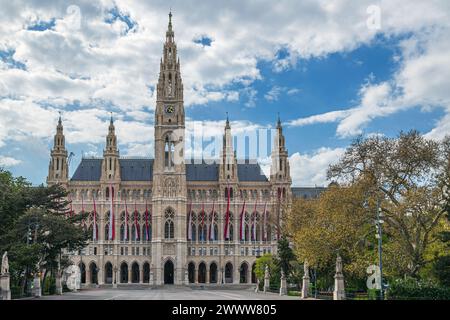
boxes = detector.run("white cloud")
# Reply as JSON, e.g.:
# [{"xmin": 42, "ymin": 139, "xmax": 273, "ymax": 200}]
[
  {"xmin": 0, "ymin": 156, "xmax": 22, "ymax": 167},
  {"xmin": 289, "ymin": 147, "xmax": 346, "ymax": 186}
]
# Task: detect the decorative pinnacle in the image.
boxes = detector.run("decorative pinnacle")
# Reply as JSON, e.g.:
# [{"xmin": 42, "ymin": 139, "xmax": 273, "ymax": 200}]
[
  {"xmin": 225, "ymin": 112, "xmax": 230, "ymax": 129},
  {"xmin": 168, "ymin": 10, "xmax": 173, "ymax": 30},
  {"xmin": 277, "ymin": 113, "xmax": 281, "ymax": 128}
]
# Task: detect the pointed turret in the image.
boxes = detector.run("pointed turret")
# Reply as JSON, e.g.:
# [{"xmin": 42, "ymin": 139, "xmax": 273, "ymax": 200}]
[
  {"xmin": 101, "ymin": 113, "xmax": 120, "ymax": 181},
  {"xmin": 47, "ymin": 113, "xmax": 69, "ymax": 185},
  {"xmin": 220, "ymin": 114, "xmax": 237, "ymax": 182},
  {"xmin": 270, "ymin": 115, "xmax": 290, "ymax": 182}
]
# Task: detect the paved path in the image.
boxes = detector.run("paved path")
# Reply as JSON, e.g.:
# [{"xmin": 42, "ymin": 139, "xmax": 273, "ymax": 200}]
[{"xmin": 29, "ymin": 286, "xmax": 301, "ymax": 300}]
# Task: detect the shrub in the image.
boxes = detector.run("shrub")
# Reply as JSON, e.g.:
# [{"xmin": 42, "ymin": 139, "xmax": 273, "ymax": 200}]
[
  {"xmin": 386, "ymin": 277, "xmax": 450, "ymax": 300},
  {"xmin": 43, "ymin": 276, "xmax": 56, "ymax": 295}
]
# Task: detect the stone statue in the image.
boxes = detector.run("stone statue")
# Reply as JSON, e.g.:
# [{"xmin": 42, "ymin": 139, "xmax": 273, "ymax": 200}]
[
  {"xmin": 333, "ymin": 254, "xmax": 345, "ymax": 300},
  {"xmin": 336, "ymin": 254, "xmax": 343, "ymax": 274},
  {"xmin": 64, "ymin": 265, "xmax": 81, "ymax": 291},
  {"xmin": 303, "ymin": 260, "xmax": 309, "ymax": 276},
  {"xmin": 264, "ymin": 265, "xmax": 269, "ymax": 279},
  {"xmin": 1, "ymin": 251, "xmax": 8, "ymax": 274}
]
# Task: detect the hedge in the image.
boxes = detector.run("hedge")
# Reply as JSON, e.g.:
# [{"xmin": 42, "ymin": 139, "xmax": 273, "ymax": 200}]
[{"xmin": 386, "ymin": 278, "xmax": 450, "ymax": 300}]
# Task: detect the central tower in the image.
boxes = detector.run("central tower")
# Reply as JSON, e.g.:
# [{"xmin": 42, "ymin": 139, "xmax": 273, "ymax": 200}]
[{"xmin": 152, "ymin": 12, "xmax": 187, "ymax": 285}]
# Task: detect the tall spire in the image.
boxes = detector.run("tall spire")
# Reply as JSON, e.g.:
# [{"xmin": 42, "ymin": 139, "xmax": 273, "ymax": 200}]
[
  {"xmin": 166, "ymin": 10, "xmax": 174, "ymax": 42},
  {"xmin": 277, "ymin": 112, "xmax": 281, "ymax": 129},
  {"xmin": 47, "ymin": 114, "xmax": 68, "ymax": 184},
  {"xmin": 225, "ymin": 112, "xmax": 230, "ymax": 129}
]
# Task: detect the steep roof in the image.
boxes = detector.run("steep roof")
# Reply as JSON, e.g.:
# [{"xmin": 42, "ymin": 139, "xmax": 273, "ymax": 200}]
[{"xmin": 71, "ymin": 158, "xmax": 268, "ymax": 182}]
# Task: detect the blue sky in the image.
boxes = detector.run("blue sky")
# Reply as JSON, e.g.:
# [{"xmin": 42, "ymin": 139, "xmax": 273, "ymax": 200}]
[{"xmin": 0, "ymin": 1, "xmax": 449, "ymax": 186}]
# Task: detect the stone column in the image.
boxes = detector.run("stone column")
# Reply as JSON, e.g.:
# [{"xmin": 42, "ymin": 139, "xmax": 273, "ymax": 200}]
[
  {"xmin": 206, "ymin": 269, "xmax": 210, "ymax": 284},
  {"xmin": 128, "ymin": 267, "xmax": 132, "ymax": 284},
  {"xmin": 140, "ymin": 267, "xmax": 144, "ymax": 284},
  {"xmin": 184, "ymin": 269, "xmax": 189, "ymax": 285},
  {"xmin": 263, "ymin": 265, "xmax": 270, "ymax": 293},
  {"xmin": 149, "ymin": 270, "xmax": 154, "ymax": 286},
  {"xmin": 333, "ymin": 255, "xmax": 345, "ymax": 300},
  {"xmin": 113, "ymin": 266, "xmax": 118, "ymax": 288},
  {"xmin": 195, "ymin": 267, "xmax": 198, "ymax": 284},
  {"xmin": 301, "ymin": 261, "xmax": 310, "ymax": 299},
  {"xmin": 33, "ymin": 274, "xmax": 42, "ymax": 298},
  {"xmin": 279, "ymin": 270, "xmax": 287, "ymax": 296},
  {"xmin": 55, "ymin": 270, "xmax": 63, "ymax": 295}
]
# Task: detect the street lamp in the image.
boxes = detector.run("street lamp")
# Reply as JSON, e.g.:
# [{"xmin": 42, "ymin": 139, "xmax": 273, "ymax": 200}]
[{"xmin": 375, "ymin": 198, "xmax": 384, "ymax": 300}]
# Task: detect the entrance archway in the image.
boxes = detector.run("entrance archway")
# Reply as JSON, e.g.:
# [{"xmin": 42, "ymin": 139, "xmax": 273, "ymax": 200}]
[
  {"xmin": 120, "ymin": 262, "xmax": 128, "ymax": 283},
  {"xmin": 143, "ymin": 263, "xmax": 150, "ymax": 283},
  {"xmin": 240, "ymin": 262, "xmax": 249, "ymax": 283},
  {"xmin": 79, "ymin": 262, "xmax": 86, "ymax": 284},
  {"xmin": 164, "ymin": 260, "xmax": 174, "ymax": 284},
  {"xmin": 132, "ymin": 262, "xmax": 140, "ymax": 283},
  {"xmin": 104, "ymin": 262, "xmax": 113, "ymax": 284},
  {"xmin": 188, "ymin": 262, "xmax": 195, "ymax": 283},
  {"xmin": 225, "ymin": 262, "xmax": 233, "ymax": 283},
  {"xmin": 198, "ymin": 262, "xmax": 206, "ymax": 283},
  {"xmin": 209, "ymin": 263, "xmax": 218, "ymax": 283},
  {"xmin": 251, "ymin": 263, "xmax": 257, "ymax": 283},
  {"xmin": 89, "ymin": 262, "xmax": 98, "ymax": 284}
]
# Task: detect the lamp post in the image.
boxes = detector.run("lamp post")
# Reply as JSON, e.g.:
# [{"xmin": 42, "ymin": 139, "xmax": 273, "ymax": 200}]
[
  {"xmin": 375, "ymin": 197, "xmax": 384, "ymax": 300},
  {"xmin": 113, "ymin": 266, "xmax": 118, "ymax": 288}
]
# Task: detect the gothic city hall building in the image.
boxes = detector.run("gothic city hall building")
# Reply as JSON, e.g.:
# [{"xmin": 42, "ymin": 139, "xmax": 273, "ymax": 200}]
[{"xmin": 46, "ymin": 13, "xmax": 292, "ymax": 286}]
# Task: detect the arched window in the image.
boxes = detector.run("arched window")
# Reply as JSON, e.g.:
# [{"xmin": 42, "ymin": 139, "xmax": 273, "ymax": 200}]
[{"xmin": 164, "ymin": 208, "xmax": 175, "ymax": 239}]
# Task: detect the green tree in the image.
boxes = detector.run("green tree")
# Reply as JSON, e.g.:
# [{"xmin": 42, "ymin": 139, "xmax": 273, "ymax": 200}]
[
  {"xmin": 277, "ymin": 236, "xmax": 295, "ymax": 277},
  {"xmin": 328, "ymin": 131, "xmax": 450, "ymax": 278},
  {"xmin": 0, "ymin": 169, "xmax": 89, "ymax": 296}
]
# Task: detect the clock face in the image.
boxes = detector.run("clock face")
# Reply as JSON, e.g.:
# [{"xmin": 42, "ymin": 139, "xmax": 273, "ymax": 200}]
[{"xmin": 165, "ymin": 105, "xmax": 175, "ymax": 114}]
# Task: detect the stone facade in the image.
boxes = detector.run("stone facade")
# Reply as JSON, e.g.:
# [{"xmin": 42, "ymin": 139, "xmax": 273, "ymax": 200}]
[{"xmin": 46, "ymin": 13, "xmax": 292, "ymax": 286}]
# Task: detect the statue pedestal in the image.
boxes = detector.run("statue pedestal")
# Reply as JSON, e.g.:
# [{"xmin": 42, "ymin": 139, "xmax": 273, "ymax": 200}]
[
  {"xmin": 301, "ymin": 275, "xmax": 310, "ymax": 299},
  {"xmin": 263, "ymin": 266, "xmax": 270, "ymax": 293},
  {"xmin": 263, "ymin": 277, "xmax": 269, "ymax": 293},
  {"xmin": 55, "ymin": 274, "xmax": 63, "ymax": 295},
  {"xmin": 1, "ymin": 274, "xmax": 11, "ymax": 300},
  {"xmin": 279, "ymin": 275, "xmax": 287, "ymax": 296},
  {"xmin": 333, "ymin": 273, "xmax": 345, "ymax": 300},
  {"xmin": 33, "ymin": 276, "xmax": 42, "ymax": 298}
]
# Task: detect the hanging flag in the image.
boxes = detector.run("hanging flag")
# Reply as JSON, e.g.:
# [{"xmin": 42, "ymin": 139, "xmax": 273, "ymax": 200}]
[
  {"xmin": 124, "ymin": 198, "xmax": 129, "ymax": 241},
  {"xmin": 277, "ymin": 188, "xmax": 281, "ymax": 240},
  {"xmin": 209, "ymin": 201, "xmax": 215, "ymax": 241},
  {"xmin": 108, "ymin": 185, "xmax": 115, "ymax": 240},
  {"xmin": 262, "ymin": 202, "xmax": 267, "ymax": 241},
  {"xmin": 187, "ymin": 203, "xmax": 192, "ymax": 240},
  {"xmin": 68, "ymin": 193, "xmax": 73, "ymax": 218},
  {"xmin": 134, "ymin": 201, "xmax": 139, "ymax": 241},
  {"xmin": 252, "ymin": 200, "xmax": 258, "ymax": 241},
  {"xmin": 239, "ymin": 200, "xmax": 246, "ymax": 241},
  {"xmin": 92, "ymin": 195, "xmax": 98, "ymax": 241},
  {"xmin": 145, "ymin": 201, "xmax": 149, "ymax": 241},
  {"xmin": 200, "ymin": 202, "xmax": 205, "ymax": 241},
  {"xmin": 224, "ymin": 186, "xmax": 231, "ymax": 240}
]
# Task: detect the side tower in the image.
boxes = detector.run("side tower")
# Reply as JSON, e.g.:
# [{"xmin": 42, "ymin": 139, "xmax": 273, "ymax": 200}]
[
  {"xmin": 270, "ymin": 116, "xmax": 292, "ymax": 239},
  {"xmin": 100, "ymin": 115, "xmax": 121, "ymax": 183},
  {"xmin": 47, "ymin": 114, "xmax": 69, "ymax": 187},
  {"xmin": 218, "ymin": 115, "xmax": 238, "ymax": 241},
  {"xmin": 152, "ymin": 12, "xmax": 187, "ymax": 285}
]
